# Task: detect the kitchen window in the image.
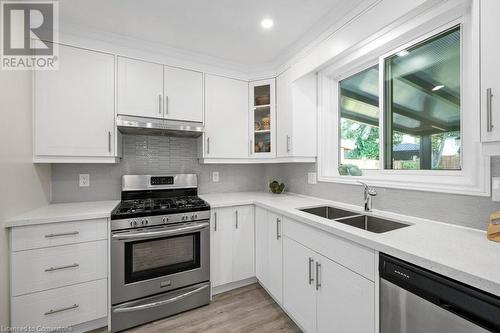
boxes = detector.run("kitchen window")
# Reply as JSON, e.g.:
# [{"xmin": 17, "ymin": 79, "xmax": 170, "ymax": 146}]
[{"xmin": 318, "ymin": 16, "xmax": 488, "ymax": 196}]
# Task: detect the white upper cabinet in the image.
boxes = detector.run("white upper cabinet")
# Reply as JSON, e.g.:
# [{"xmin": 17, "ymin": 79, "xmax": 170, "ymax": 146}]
[
  {"xmin": 276, "ymin": 70, "xmax": 317, "ymax": 158},
  {"xmin": 481, "ymin": 0, "xmax": 500, "ymax": 142},
  {"xmin": 34, "ymin": 43, "xmax": 117, "ymax": 162},
  {"xmin": 249, "ymin": 79, "xmax": 276, "ymax": 158},
  {"xmin": 164, "ymin": 66, "xmax": 203, "ymax": 122},
  {"xmin": 117, "ymin": 56, "xmax": 164, "ymax": 119},
  {"xmin": 204, "ymin": 74, "xmax": 249, "ymax": 158}
]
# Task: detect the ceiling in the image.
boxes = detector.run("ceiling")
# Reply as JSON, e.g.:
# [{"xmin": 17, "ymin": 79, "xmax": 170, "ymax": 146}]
[{"xmin": 59, "ymin": 0, "xmax": 365, "ymax": 70}]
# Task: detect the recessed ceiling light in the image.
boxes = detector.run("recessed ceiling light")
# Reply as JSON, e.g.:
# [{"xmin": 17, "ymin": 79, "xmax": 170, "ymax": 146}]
[
  {"xmin": 432, "ymin": 85, "xmax": 445, "ymax": 91},
  {"xmin": 397, "ymin": 50, "xmax": 409, "ymax": 57},
  {"xmin": 261, "ymin": 18, "xmax": 274, "ymax": 29}
]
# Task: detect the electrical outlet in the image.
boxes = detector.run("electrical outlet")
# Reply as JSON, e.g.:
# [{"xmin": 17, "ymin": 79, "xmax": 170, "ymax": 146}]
[
  {"xmin": 307, "ymin": 172, "xmax": 317, "ymax": 185},
  {"xmin": 492, "ymin": 177, "xmax": 500, "ymax": 202},
  {"xmin": 212, "ymin": 171, "xmax": 219, "ymax": 183},
  {"xmin": 79, "ymin": 174, "xmax": 90, "ymax": 187}
]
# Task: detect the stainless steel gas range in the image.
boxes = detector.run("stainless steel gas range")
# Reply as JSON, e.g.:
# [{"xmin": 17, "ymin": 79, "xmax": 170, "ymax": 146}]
[{"xmin": 110, "ymin": 174, "xmax": 210, "ymax": 332}]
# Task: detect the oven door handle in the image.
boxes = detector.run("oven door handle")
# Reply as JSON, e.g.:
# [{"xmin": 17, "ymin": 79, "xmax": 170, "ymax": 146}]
[
  {"xmin": 112, "ymin": 284, "xmax": 209, "ymax": 313},
  {"xmin": 112, "ymin": 222, "xmax": 209, "ymax": 241}
]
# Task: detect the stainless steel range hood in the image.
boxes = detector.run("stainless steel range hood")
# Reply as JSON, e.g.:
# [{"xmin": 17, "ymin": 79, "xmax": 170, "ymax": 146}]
[{"xmin": 116, "ymin": 115, "xmax": 204, "ymax": 137}]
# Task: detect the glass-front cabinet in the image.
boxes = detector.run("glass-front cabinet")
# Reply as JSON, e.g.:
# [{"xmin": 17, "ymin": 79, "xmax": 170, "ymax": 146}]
[{"xmin": 249, "ymin": 79, "xmax": 276, "ymax": 157}]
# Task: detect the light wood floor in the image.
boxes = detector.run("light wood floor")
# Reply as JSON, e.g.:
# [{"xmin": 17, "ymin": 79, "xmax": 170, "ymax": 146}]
[{"xmin": 105, "ymin": 283, "xmax": 301, "ymax": 333}]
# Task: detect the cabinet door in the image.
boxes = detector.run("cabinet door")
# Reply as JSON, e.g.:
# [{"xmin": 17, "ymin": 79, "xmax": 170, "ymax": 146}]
[
  {"xmin": 267, "ymin": 211, "xmax": 283, "ymax": 304},
  {"xmin": 164, "ymin": 66, "xmax": 203, "ymax": 122},
  {"xmin": 34, "ymin": 43, "xmax": 115, "ymax": 157},
  {"xmin": 283, "ymin": 237, "xmax": 316, "ymax": 333},
  {"xmin": 249, "ymin": 79, "xmax": 276, "ymax": 158},
  {"xmin": 204, "ymin": 74, "xmax": 249, "ymax": 158},
  {"xmin": 276, "ymin": 71, "xmax": 293, "ymax": 157},
  {"xmin": 117, "ymin": 56, "xmax": 163, "ymax": 119},
  {"xmin": 255, "ymin": 207, "xmax": 269, "ymax": 284},
  {"xmin": 211, "ymin": 208, "xmax": 233, "ymax": 287},
  {"xmin": 316, "ymin": 255, "xmax": 375, "ymax": 333},
  {"xmin": 232, "ymin": 206, "xmax": 255, "ymax": 281},
  {"xmin": 481, "ymin": 0, "xmax": 500, "ymax": 142}
]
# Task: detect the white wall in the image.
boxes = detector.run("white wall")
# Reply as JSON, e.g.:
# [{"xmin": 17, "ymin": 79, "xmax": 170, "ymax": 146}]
[{"xmin": 0, "ymin": 70, "xmax": 51, "ymax": 325}]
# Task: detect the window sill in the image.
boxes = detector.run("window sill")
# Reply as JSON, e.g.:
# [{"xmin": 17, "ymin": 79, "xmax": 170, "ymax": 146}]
[{"xmin": 317, "ymin": 171, "xmax": 490, "ymax": 197}]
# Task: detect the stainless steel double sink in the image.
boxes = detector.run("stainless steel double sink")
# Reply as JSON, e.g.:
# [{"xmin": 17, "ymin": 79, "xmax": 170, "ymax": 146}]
[{"xmin": 298, "ymin": 206, "xmax": 410, "ymax": 234}]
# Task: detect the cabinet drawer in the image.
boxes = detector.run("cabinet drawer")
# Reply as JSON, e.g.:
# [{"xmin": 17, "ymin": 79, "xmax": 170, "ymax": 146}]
[
  {"xmin": 11, "ymin": 240, "xmax": 107, "ymax": 296},
  {"xmin": 11, "ymin": 218, "xmax": 107, "ymax": 251},
  {"xmin": 283, "ymin": 217, "xmax": 375, "ymax": 280},
  {"xmin": 11, "ymin": 279, "xmax": 107, "ymax": 328}
]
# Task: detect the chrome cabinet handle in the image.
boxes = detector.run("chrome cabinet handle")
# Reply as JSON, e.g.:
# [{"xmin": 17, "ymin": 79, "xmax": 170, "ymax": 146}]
[
  {"xmin": 108, "ymin": 131, "xmax": 111, "ymax": 153},
  {"xmin": 44, "ymin": 304, "xmax": 79, "ymax": 316},
  {"xmin": 487, "ymin": 88, "xmax": 494, "ymax": 132},
  {"xmin": 250, "ymin": 140, "xmax": 253, "ymax": 155},
  {"xmin": 206, "ymin": 137, "xmax": 210, "ymax": 155},
  {"xmin": 235, "ymin": 210, "xmax": 239, "ymax": 229},
  {"xmin": 165, "ymin": 95, "xmax": 169, "ymax": 115},
  {"xmin": 276, "ymin": 218, "xmax": 281, "ymax": 240},
  {"xmin": 45, "ymin": 231, "xmax": 79, "ymax": 238},
  {"xmin": 45, "ymin": 263, "xmax": 79, "ymax": 272},
  {"xmin": 286, "ymin": 135, "xmax": 291, "ymax": 153},
  {"xmin": 113, "ymin": 284, "xmax": 209, "ymax": 313},
  {"xmin": 158, "ymin": 94, "xmax": 162, "ymax": 114},
  {"xmin": 214, "ymin": 212, "xmax": 217, "ymax": 231},
  {"xmin": 315, "ymin": 262, "xmax": 321, "ymax": 290},
  {"xmin": 308, "ymin": 258, "xmax": 314, "ymax": 285}
]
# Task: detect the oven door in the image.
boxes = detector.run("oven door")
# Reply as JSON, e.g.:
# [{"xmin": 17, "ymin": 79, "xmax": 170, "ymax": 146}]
[{"xmin": 111, "ymin": 220, "xmax": 210, "ymax": 305}]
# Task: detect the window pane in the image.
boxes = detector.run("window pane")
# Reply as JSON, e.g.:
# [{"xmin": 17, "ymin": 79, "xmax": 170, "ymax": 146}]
[
  {"xmin": 339, "ymin": 65, "xmax": 380, "ymax": 170},
  {"xmin": 384, "ymin": 26, "xmax": 461, "ymax": 170}
]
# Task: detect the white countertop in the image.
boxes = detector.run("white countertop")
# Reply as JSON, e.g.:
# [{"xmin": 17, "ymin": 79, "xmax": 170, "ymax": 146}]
[
  {"xmin": 200, "ymin": 192, "xmax": 500, "ymax": 297},
  {"xmin": 4, "ymin": 200, "xmax": 120, "ymax": 227}
]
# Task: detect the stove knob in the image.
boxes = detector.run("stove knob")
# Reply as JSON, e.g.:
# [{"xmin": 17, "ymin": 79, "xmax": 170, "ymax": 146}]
[
  {"xmin": 162, "ymin": 216, "xmax": 169, "ymax": 224},
  {"xmin": 191, "ymin": 215, "xmax": 195, "ymax": 221},
  {"xmin": 130, "ymin": 220, "xmax": 138, "ymax": 227},
  {"xmin": 145, "ymin": 219, "xmax": 149, "ymax": 225}
]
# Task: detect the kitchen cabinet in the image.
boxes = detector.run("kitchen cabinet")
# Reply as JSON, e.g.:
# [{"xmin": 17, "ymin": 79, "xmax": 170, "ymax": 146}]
[
  {"xmin": 316, "ymin": 254, "xmax": 374, "ymax": 333},
  {"xmin": 211, "ymin": 205, "xmax": 255, "ymax": 287},
  {"xmin": 117, "ymin": 56, "xmax": 164, "ymax": 119},
  {"xmin": 118, "ymin": 57, "xmax": 203, "ymax": 122},
  {"xmin": 276, "ymin": 70, "xmax": 317, "ymax": 158},
  {"xmin": 283, "ymin": 237, "xmax": 316, "ymax": 333},
  {"xmin": 249, "ymin": 79, "xmax": 276, "ymax": 157},
  {"xmin": 481, "ymin": 0, "xmax": 500, "ymax": 142},
  {"xmin": 282, "ymin": 218, "xmax": 375, "ymax": 333},
  {"xmin": 163, "ymin": 65, "xmax": 203, "ymax": 122},
  {"xmin": 203, "ymin": 74, "xmax": 249, "ymax": 158},
  {"xmin": 34, "ymin": 42, "xmax": 119, "ymax": 163},
  {"xmin": 255, "ymin": 207, "xmax": 283, "ymax": 304},
  {"xmin": 9, "ymin": 218, "xmax": 108, "ymax": 330}
]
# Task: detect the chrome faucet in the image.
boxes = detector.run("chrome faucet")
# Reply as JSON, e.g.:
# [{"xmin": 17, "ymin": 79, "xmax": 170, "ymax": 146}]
[{"xmin": 358, "ymin": 181, "xmax": 377, "ymax": 212}]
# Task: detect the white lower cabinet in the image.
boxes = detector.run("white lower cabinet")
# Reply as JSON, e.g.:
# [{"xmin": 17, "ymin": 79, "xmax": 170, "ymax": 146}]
[
  {"xmin": 316, "ymin": 255, "xmax": 374, "ymax": 333},
  {"xmin": 282, "ymin": 218, "xmax": 375, "ymax": 333},
  {"xmin": 283, "ymin": 237, "xmax": 316, "ymax": 333},
  {"xmin": 9, "ymin": 219, "xmax": 108, "ymax": 330},
  {"xmin": 255, "ymin": 207, "xmax": 283, "ymax": 304},
  {"xmin": 211, "ymin": 205, "xmax": 255, "ymax": 287},
  {"xmin": 11, "ymin": 279, "xmax": 107, "ymax": 328}
]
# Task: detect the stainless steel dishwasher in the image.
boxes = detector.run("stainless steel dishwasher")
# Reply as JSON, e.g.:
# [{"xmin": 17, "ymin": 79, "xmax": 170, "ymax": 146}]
[{"xmin": 379, "ymin": 253, "xmax": 500, "ymax": 333}]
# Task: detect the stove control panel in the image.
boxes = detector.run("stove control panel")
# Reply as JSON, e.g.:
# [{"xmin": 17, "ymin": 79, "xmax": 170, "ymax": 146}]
[
  {"xmin": 150, "ymin": 176, "xmax": 174, "ymax": 186},
  {"xmin": 111, "ymin": 210, "xmax": 211, "ymax": 231}
]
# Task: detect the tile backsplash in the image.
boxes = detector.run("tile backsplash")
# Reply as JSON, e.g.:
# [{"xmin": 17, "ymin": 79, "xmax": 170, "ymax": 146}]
[{"xmin": 51, "ymin": 135, "xmax": 266, "ymax": 203}]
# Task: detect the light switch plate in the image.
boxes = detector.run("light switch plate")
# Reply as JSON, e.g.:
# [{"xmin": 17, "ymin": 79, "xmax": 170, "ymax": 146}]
[
  {"xmin": 307, "ymin": 172, "xmax": 317, "ymax": 185},
  {"xmin": 212, "ymin": 171, "xmax": 219, "ymax": 183},
  {"xmin": 79, "ymin": 174, "xmax": 90, "ymax": 187},
  {"xmin": 492, "ymin": 177, "xmax": 500, "ymax": 202}
]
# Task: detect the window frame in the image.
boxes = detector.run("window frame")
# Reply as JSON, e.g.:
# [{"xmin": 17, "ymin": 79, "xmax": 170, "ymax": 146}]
[{"xmin": 317, "ymin": 7, "xmax": 490, "ymax": 196}]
